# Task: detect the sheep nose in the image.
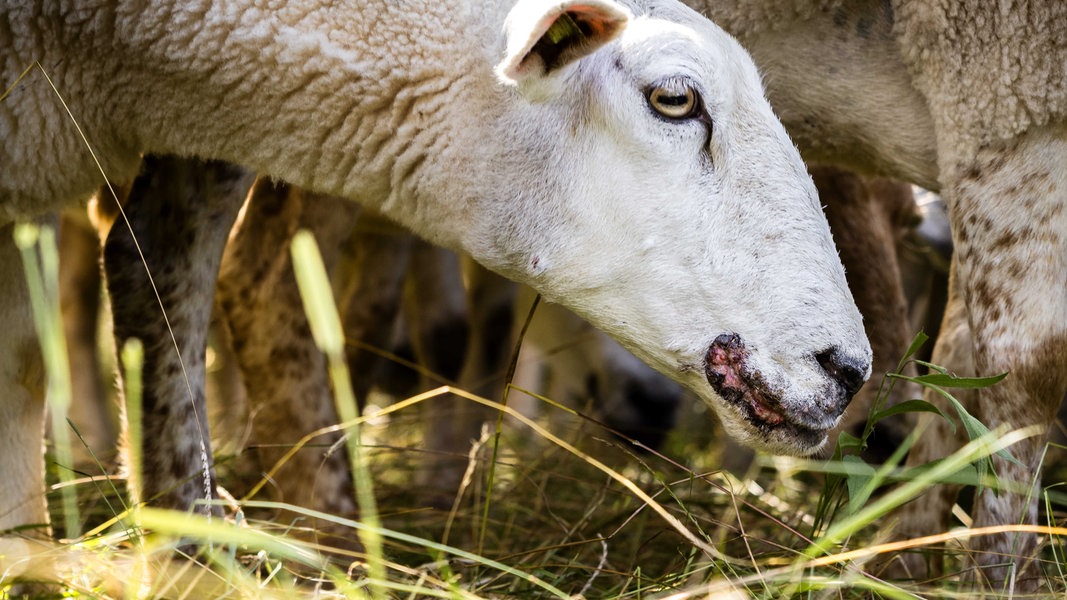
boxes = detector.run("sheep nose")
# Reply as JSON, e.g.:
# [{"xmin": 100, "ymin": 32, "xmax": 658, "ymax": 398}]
[{"xmin": 815, "ymin": 348, "xmax": 868, "ymax": 413}]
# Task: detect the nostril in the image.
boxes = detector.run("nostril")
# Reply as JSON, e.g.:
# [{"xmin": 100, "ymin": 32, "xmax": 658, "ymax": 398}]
[{"xmin": 815, "ymin": 348, "xmax": 867, "ymax": 401}]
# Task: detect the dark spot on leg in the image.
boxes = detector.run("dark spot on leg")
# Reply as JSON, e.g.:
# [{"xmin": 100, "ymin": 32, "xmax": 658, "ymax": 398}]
[
  {"xmin": 855, "ymin": 15, "xmax": 873, "ymax": 38},
  {"xmin": 833, "ymin": 7, "xmax": 847, "ymax": 28}
]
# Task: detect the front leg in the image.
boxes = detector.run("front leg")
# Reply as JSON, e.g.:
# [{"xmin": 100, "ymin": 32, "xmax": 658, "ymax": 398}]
[
  {"xmin": 103, "ymin": 157, "xmax": 251, "ymax": 514},
  {"xmin": 950, "ymin": 127, "xmax": 1067, "ymax": 592}
]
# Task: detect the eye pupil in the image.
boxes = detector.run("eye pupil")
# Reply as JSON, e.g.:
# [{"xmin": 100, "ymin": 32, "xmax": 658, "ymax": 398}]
[{"xmin": 648, "ymin": 80, "xmax": 700, "ymax": 119}]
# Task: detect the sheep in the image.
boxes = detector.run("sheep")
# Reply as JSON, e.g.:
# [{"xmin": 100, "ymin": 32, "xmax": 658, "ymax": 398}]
[
  {"xmin": 684, "ymin": 0, "xmax": 1067, "ymax": 588},
  {"xmin": 224, "ymin": 166, "xmax": 925, "ymax": 476},
  {"xmin": 0, "ymin": 0, "xmax": 871, "ymax": 557},
  {"xmin": 51, "ymin": 2, "xmax": 1057, "ymax": 588}
]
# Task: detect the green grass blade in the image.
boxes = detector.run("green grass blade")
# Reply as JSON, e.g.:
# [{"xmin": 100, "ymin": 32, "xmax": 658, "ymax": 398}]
[
  {"xmin": 895, "ymin": 330, "xmax": 929, "ymax": 373},
  {"xmin": 802, "ymin": 425, "xmax": 1041, "ymax": 561},
  {"xmin": 891, "ymin": 371, "xmax": 1009, "ymax": 389},
  {"xmin": 870, "ymin": 399, "xmax": 951, "ymax": 430},
  {"xmin": 290, "ymin": 229, "xmax": 384, "ymax": 598},
  {"xmin": 121, "ymin": 340, "xmax": 145, "ymax": 511},
  {"xmin": 14, "ymin": 223, "xmax": 80, "ymax": 539},
  {"xmin": 240, "ymin": 500, "xmax": 574, "ymax": 599}
]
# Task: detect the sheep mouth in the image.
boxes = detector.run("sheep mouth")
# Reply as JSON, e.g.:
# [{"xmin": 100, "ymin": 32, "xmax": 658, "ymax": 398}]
[{"xmin": 704, "ymin": 333, "xmax": 824, "ymax": 446}]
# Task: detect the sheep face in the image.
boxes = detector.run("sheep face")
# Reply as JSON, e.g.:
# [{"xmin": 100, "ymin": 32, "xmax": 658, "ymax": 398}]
[{"xmin": 475, "ymin": 0, "xmax": 872, "ymax": 455}]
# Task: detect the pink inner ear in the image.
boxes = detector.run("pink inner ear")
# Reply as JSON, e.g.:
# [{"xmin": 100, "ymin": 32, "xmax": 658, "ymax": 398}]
[
  {"xmin": 566, "ymin": 5, "xmax": 627, "ymax": 38},
  {"xmin": 499, "ymin": 0, "xmax": 630, "ymax": 84},
  {"xmin": 528, "ymin": 5, "xmax": 617, "ymax": 48}
]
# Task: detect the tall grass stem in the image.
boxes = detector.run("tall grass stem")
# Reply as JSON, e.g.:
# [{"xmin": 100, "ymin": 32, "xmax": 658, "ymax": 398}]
[
  {"xmin": 291, "ymin": 229, "xmax": 385, "ymax": 599},
  {"xmin": 15, "ymin": 223, "xmax": 80, "ymax": 539}
]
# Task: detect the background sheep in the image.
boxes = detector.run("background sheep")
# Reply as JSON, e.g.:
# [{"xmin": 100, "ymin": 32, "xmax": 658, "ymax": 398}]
[{"xmin": 686, "ymin": 0, "xmax": 1067, "ymax": 589}]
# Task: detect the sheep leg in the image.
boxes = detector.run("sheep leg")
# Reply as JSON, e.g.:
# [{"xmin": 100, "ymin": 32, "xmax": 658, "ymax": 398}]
[
  {"xmin": 58, "ymin": 207, "xmax": 116, "ymax": 468},
  {"xmin": 435, "ymin": 264, "xmax": 520, "ymax": 495},
  {"xmin": 946, "ymin": 128, "xmax": 1067, "ymax": 591},
  {"xmin": 460, "ymin": 263, "xmax": 520, "ymax": 402},
  {"xmin": 404, "ymin": 242, "xmax": 478, "ymax": 495},
  {"xmin": 336, "ymin": 214, "xmax": 413, "ymax": 406},
  {"xmin": 217, "ymin": 181, "xmax": 361, "ymax": 530},
  {"xmin": 404, "ymin": 242, "xmax": 469, "ymax": 395},
  {"xmin": 339, "ymin": 229, "xmax": 480, "ymax": 500},
  {"xmin": 0, "ymin": 218, "xmax": 69, "ymax": 593},
  {"xmin": 103, "ymin": 156, "xmax": 251, "ymax": 515},
  {"xmin": 0, "ymin": 224, "xmax": 49, "ymax": 540}
]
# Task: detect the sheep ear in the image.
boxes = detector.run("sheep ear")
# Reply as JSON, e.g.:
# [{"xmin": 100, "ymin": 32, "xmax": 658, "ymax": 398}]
[{"xmin": 497, "ymin": 0, "xmax": 631, "ymax": 86}]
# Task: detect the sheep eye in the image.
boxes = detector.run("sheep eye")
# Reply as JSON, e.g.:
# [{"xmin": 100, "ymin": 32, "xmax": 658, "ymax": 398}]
[{"xmin": 647, "ymin": 79, "xmax": 700, "ymax": 120}]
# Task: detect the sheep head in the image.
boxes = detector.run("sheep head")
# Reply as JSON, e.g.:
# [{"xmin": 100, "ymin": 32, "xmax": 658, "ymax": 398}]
[{"xmin": 458, "ymin": 0, "xmax": 873, "ymax": 455}]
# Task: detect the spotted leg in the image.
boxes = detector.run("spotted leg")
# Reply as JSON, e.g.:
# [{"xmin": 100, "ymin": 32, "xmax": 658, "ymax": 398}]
[
  {"xmin": 103, "ymin": 156, "xmax": 251, "ymax": 515},
  {"xmin": 216, "ymin": 180, "xmax": 361, "ymax": 529},
  {"xmin": 948, "ymin": 128, "xmax": 1067, "ymax": 592}
]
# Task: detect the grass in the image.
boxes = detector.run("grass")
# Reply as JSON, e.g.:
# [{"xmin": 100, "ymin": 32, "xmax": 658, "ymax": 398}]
[{"xmin": 6, "ymin": 223, "xmax": 1067, "ymax": 599}]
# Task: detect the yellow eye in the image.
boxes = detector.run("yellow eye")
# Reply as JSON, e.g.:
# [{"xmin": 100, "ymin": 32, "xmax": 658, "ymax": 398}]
[{"xmin": 648, "ymin": 80, "xmax": 700, "ymax": 119}]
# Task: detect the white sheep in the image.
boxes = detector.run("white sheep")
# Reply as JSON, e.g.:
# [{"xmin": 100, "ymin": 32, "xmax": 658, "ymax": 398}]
[
  {"xmin": 686, "ymin": 0, "xmax": 1067, "ymax": 589},
  {"xmin": 0, "ymin": 0, "xmax": 872, "ymax": 562}
]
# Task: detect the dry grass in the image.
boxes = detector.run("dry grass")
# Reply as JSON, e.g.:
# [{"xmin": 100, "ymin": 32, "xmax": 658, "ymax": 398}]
[
  {"xmin": 10, "ymin": 374, "xmax": 1067, "ymax": 598},
  {"xmin": 5, "ymin": 176, "xmax": 1067, "ymax": 598}
]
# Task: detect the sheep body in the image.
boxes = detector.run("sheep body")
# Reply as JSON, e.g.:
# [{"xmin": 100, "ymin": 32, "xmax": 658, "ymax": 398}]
[
  {"xmin": 894, "ymin": 0, "xmax": 1067, "ymax": 171},
  {"xmin": 0, "ymin": 1, "xmax": 493, "ymax": 222},
  {"xmin": 699, "ymin": 0, "xmax": 939, "ymax": 187}
]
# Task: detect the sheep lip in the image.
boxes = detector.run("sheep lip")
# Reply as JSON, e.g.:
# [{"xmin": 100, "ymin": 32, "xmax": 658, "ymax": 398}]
[
  {"xmin": 704, "ymin": 358, "xmax": 785, "ymax": 428},
  {"xmin": 704, "ymin": 333, "xmax": 815, "ymax": 434}
]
